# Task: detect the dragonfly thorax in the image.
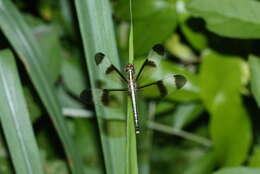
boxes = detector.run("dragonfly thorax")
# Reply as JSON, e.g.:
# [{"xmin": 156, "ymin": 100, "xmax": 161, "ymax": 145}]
[
  {"xmin": 124, "ymin": 64, "xmax": 135, "ymax": 73},
  {"xmin": 124, "ymin": 64, "xmax": 137, "ymax": 84}
]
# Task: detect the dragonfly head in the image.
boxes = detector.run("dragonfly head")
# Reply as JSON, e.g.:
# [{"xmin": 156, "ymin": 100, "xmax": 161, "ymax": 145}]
[{"xmin": 124, "ymin": 64, "xmax": 135, "ymax": 73}]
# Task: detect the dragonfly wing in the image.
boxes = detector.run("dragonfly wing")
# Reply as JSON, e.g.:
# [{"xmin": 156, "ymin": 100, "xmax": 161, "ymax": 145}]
[
  {"xmin": 80, "ymin": 88, "xmax": 128, "ymax": 107},
  {"xmin": 95, "ymin": 53, "xmax": 127, "ymax": 84},
  {"xmin": 136, "ymin": 44, "xmax": 165, "ymax": 82},
  {"xmin": 137, "ymin": 74, "xmax": 187, "ymax": 99}
]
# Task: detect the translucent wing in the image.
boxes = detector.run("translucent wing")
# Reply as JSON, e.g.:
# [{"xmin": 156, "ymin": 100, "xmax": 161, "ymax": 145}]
[
  {"xmin": 135, "ymin": 44, "xmax": 165, "ymax": 83},
  {"xmin": 95, "ymin": 52, "xmax": 127, "ymax": 85},
  {"xmin": 137, "ymin": 75, "xmax": 187, "ymax": 99},
  {"xmin": 80, "ymin": 88, "xmax": 128, "ymax": 108}
]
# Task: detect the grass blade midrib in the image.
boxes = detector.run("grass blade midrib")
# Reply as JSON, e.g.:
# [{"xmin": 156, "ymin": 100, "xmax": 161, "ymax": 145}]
[
  {"xmin": 0, "ymin": 50, "xmax": 44, "ymax": 174},
  {"xmin": 0, "ymin": 72, "xmax": 33, "ymax": 174}
]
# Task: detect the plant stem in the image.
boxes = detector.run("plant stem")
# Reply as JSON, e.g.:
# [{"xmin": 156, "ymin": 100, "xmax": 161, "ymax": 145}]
[
  {"xmin": 148, "ymin": 121, "xmax": 212, "ymax": 147},
  {"xmin": 62, "ymin": 108, "xmax": 93, "ymax": 118}
]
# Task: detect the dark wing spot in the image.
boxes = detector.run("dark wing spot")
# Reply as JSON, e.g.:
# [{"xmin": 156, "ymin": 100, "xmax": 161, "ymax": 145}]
[
  {"xmin": 101, "ymin": 89, "xmax": 110, "ymax": 106},
  {"xmin": 152, "ymin": 44, "xmax": 165, "ymax": 56},
  {"xmin": 106, "ymin": 65, "xmax": 116, "ymax": 74},
  {"xmin": 174, "ymin": 75, "xmax": 187, "ymax": 89},
  {"xmin": 145, "ymin": 60, "xmax": 157, "ymax": 67},
  {"xmin": 101, "ymin": 90, "xmax": 119, "ymax": 106},
  {"xmin": 95, "ymin": 52, "xmax": 105, "ymax": 65},
  {"xmin": 157, "ymin": 80, "xmax": 167, "ymax": 98},
  {"xmin": 95, "ymin": 80, "xmax": 105, "ymax": 89}
]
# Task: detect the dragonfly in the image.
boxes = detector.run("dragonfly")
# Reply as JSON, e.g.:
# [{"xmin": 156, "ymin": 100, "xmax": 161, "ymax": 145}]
[{"xmin": 80, "ymin": 44, "xmax": 187, "ymax": 134}]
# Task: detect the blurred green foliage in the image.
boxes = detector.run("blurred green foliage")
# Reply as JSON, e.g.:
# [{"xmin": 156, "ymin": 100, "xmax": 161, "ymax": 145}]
[{"xmin": 0, "ymin": 0, "xmax": 259, "ymax": 174}]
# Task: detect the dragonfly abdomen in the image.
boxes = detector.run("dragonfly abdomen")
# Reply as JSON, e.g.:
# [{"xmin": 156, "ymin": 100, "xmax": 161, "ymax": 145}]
[{"xmin": 127, "ymin": 67, "xmax": 140, "ymax": 134}]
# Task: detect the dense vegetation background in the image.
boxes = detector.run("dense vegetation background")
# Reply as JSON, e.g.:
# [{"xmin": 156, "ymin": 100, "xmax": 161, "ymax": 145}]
[{"xmin": 0, "ymin": 0, "xmax": 260, "ymax": 174}]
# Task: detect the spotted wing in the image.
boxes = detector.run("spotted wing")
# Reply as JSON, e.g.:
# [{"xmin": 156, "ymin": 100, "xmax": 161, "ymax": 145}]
[
  {"xmin": 137, "ymin": 75, "xmax": 187, "ymax": 99},
  {"xmin": 95, "ymin": 52, "xmax": 127, "ymax": 85},
  {"xmin": 135, "ymin": 44, "xmax": 165, "ymax": 82},
  {"xmin": 80, "ymin": 88, "xmax": 128, "ymax": 107}
]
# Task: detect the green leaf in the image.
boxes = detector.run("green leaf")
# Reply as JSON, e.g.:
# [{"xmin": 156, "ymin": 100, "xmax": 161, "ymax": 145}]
[
  {"xmin": 74, "ymin": 0, "xmax": 128, "ymax": 173},
  {"xmin": 73, "ymin": 119, "xmax": 103, "ymax": 173},
  {"xmin": 34, "ymin": 25, "xmax": 62, "ymax": 83},
  {"xmin": 249, "ymin": 55, "xmax": 260, "ymax": 107},
  {"xmin": 179, "ymin": 21, "xmax": 208, "ymax": 51},
  {"xmin": 210, "ymin": 96, "xmax": 251, "ymax": 166},
  {"xmin": 0, "ymin": 1, "xmax": 84, "ymax": 174},
  {"xmin": 134, "ymin": 6, "xmax": 178, "ymax": 56},
  {"xmin": 165, "ymin": 34, "xmax": 197, "ymax": 62},
  {"xmin": 200, "ymin": 51, "xmax": 246, "ymax": 109},
  {"xmin": 114, "ymin": 0, "xmax": 172, "ymax": 19},
  {"xmin": 188, "ymin": 0, "xmax": 260, "ymax": 38},
  {"xmin": 25, "ymin": 15, "xmax": 63, "ymax": 83},
  {"xmin": 212, "ymin": 167, "xmax": 260, "ymax": 174},
  {"xmin": 0, "ymin": 50, "xmax": 44, "ymax": 174},
  {"xmin": 62, "ymin": 56, "xmax": 87, "ymax": 96},
  {"xmin": 200, "ymin": 51, "xmax": 252, "ymax": 166},
  {"xmin": 114, "ymin": 0, "xmax": 178, "ymax": 56},
  {"xmin": 176, "ymin": 0, "xmax": 208, "ymax": 51}
]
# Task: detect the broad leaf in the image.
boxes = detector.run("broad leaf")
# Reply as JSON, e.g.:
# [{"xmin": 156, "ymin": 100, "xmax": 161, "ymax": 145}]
[
  {"xmin": 200, "ymin": 51, "xmax": 252, "ymax": 166},
  {"xmin": 114, "ymin": 0, "xmax": 171, "ymax": 19},
  {"xmin": 134, "ymin": 7, "xmax": 178, "ymax": 56},
  {"xmin": 176, "ymin": 0, "xmax": 208, "ymax": 51},
  {"xmin": 114, "ymin": 0, "xmax": 178, "ymax": 56},
  {"xmin": 25, "ymin": 14, "xmax": 63, "ymax": 83},
  {"xmin": 188, "ymin": 0, "xmax": 260, "ymax": 38},
  {"xmin": 62, "ymin": 55, "xmax": 88, "ymax": 96}
]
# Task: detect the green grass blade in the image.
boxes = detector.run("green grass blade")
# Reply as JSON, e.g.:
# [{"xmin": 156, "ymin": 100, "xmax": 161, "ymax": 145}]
[
  {"xmin": 0, "ymin": 50, "xmax": 44, "ymax": 174},
  {"xmin": 74, "ymin": 0, "xmax": 127, "ymax": 173},
  {"xmin": 126, "ymin": 0, "xmax": 138, "ymax": 172},
  {"xmin": 126, "ymin": 98, "xmax": 138, "ymax": 174},
  {"xmin": 128, "ymin": 0, "xmax": 134, "ymax": 64},
  {"xmin": 0, "ymin": 1, "xmax": 84, "ymax": 174}
]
